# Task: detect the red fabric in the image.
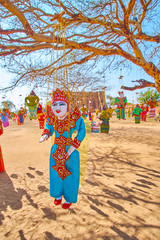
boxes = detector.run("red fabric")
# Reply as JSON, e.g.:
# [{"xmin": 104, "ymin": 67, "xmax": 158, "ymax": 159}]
[
  {"xmin": 0, "ymin": 120, "xmax": 3, "ymax": 135},
  {"xmin": 37, "ymin": 104, "xmax": 43, "ymax": 114},
  {"xmin": 62, "ymin": 203, "xmax": 72, "ymax": 209},
  {"xmin": 54, "ymin": 199, "xmax": 62, "ymax": 205},
  {"xmin": 42, "ymin": 129, "xmax": 51, "ymax": 137},
  {"xmin": 52, "ymin": 136, "xmax": 72, "ymax": 180},
  {"xmin": 71, "ymin": 137, "xmax": 81, "ymax": 149},
  {"xmin": 52, "ymin": 88, "xmax": 69, "ymax": 105}
]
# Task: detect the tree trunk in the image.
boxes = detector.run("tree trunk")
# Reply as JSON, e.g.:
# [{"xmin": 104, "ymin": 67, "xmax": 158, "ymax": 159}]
[{"xmin": 155, "ymin": 74, "xmax": 160, "ymax": 94}]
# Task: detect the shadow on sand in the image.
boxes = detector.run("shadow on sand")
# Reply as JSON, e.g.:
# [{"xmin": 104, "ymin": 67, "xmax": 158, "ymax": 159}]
[{"xmin": 0, "ymin": 172, "xmax": 23, "ymax": 225}]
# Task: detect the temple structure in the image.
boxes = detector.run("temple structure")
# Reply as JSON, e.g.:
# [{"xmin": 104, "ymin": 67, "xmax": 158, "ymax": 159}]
[{"xmin": 71, "ymin": 91, "xmax": 106, "ymax": 111}]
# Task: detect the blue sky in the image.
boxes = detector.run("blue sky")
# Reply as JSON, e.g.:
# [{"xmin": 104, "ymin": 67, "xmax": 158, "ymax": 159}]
[
  {"xmin": 0, "ymin": 63, "xmax": 155, "ymax": 110},
  {"xmin": 0, "ymin": 0, "xmax": 158, "ymax": 110},
  {"xmin": 0, "ymin": 62, "xmax": 153, "ymax": 109}
]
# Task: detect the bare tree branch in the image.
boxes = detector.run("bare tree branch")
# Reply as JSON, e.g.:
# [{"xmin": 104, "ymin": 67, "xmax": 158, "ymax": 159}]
[
  {"xmin": 121, "ymin": 79, "xmax": 156, "ymax": 91},
  {"xmin": 0, "ymin": 0, "xmax": 160, "ymax": 92}
]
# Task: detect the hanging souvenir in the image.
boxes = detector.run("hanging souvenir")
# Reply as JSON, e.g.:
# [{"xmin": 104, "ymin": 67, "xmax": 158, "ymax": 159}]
[
  {"xmin": 37, "ymin": 102, "xmax": 45, "ymax": 129},
  {"xmin": 108, "ymin": 107, "xmax": 113, "ymax": 118},
  {"xmin": 0, "ymin": 120, "xmax": 5, "ymax": 173},
  {"xmin": 88, "ymin": 110, "xmax": 92, "ymax": 121},
  {"xmin": 115, "ymin": 91, "xmax": 127, "ymax": 120},
  {"xmin": 95, "ymin": 109, "xmax": 99, "ymax": 118},
  {"xmin": 141, "ymin": 104, "xmax": 149, "ymax": 122},
  {"xmin": 0, "ymin": 109, "xmax": 9, "ymax": 127},
  {"xmin": 154, "ymin": 111, "xmax": 160, "ymax": 122},
  {"xmin": 17, "ymin": 107, "xmax": 25, "ymax": 125},
  {"xmin": 25, "ymin": 91, "xmax": 39, "ymax": 119},
  {"xmin": 0, "ymin": 119, "xmax": 3, "ymax": 135},
  {"xmin": 132, "ymin": 104, "xmax": 142, "ymax": 123},
  {"xmin": 128, "ymin": 108, "xmax": 131, "ymax": 118},
  {"xmin": 147, "ymin": 97, "xmax": 157, "ymax": 118},
  {"xmin": 99, "ymin": 106, "xmax": 111, "ymax": 133},
  {"xmin": 38, "ymin": 113, "xmax": 45, "ymax": 129},
  {"xmin": 80, "ymin": 104, "xmax": 88, "ymax": 118},
  {"xmin": 37, "ymin": 102, "xmax": 43, "ymax": 117}
]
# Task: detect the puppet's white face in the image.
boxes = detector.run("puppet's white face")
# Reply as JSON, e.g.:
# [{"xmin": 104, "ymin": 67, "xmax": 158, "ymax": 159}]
[
  {"xmin": 52, "ymin": 101, "xmax": 68, "ymax": 119},
  {"xmin": 120, "ymin": 92, "xmax": 124, "ymax": 98}
]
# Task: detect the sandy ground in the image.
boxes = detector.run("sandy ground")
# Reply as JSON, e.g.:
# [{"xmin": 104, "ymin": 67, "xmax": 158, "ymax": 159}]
[{"xmin": 0, "ymin": 115, "xmax": 160, "ymax": 240}]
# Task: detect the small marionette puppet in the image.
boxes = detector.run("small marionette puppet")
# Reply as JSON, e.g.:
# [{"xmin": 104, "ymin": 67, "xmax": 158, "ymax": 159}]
[
  {"xmin": 39, "ymin": 88, "xmax": 86, "ymax": 209},
  {"xmin": 132, "ymin": 104, "xmax": 142, "ymax": 124},
  {"xmin": 38, "ymin": 113, "xmax": 45, "ymax": 129},
  {"xmin": 0, "ymin": 108, "xmax": 9, "ymax": 127},
  {"xmin": 88, "ymin": 110, "xmax": 92, "ymax": 121},
  {"xmin": 25, "ymin": 90, "xmax": 39, "ymax": 120},
  {"xmin": 17, "ymin": 107, "xmax": 25, "ymax": 125},
  {"xmin": 37, "ymin": 101, "xmax": 45, "ymax": 129},
  {"xmin": 37, "ymin": 101, "xmax": 43, "ymax": 118},
  {"xmin": 99, "ymin": 105, "xmax": 111, "ymax": 133},
  {"xmin": 80, "ymin": 104, "xmax": 88, "ymax": 119},
  {"xmin": 0, "ymin": 119, "xmax": 3, "ymax": 136},
  {"xmin": 108, "ymin": 107, "xmax": 113, "ymax": 118},
  {"xmin": 147, "ymin": 97, "xmax": 157, "ymax": 118},
  {"xmin": 131, "ymin": 106, "xmax": 134, "ymax": 115},
  {"xmin": 6, "ymin": 109, "xmax": 11, "ymax": 119},
  {"xmin": 154, "ymin": 111, "xmax": 160, "ymax": 122},
  {"xmin": 0, "ymin": 119, "xmax": 5, "ymax": 173},
  {"xmin": 12, "ymin": 112, "xmax": 18, "ymax": 122},
  {"xmin": 128, "ymin": 108, "xmax": 131, "ymax": 118},
  {"xmin": 91, "ymin": 112, "xmax": 94, "ymax": 122},
  {"xmin": 115, "ymin": 91, "xmax": 127, "ymax": 120},
  {"xmin": 141, "ymin": 103, "xmax": 149, "ymax": 122},
  {"xmin": 95, "ymin": 109, "xmax": 99, "ymax": 118},
  {"xmin": 22, "ymin": 108, "xmax": 28, "ymax": 118},
  {"xmin": 10, "ymin": 112, "xmax": 15, "ymax": 119}
]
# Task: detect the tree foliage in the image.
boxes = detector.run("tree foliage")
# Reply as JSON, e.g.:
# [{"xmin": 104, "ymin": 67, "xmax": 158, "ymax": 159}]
[
  {"xmin": 0, "ymin": 0, "xmax": 160, "ymax": 92},
  {"xmin": 1, "ymin": 100, "xmax": 16, "ymax": 110},
  {"xmin": 137, "ymin": 88, "xmax": 160, "ymax": 103}
]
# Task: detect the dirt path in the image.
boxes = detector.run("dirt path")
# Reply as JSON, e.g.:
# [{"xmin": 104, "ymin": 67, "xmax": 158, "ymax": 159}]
[{"xmin": 0, "ymin": 117, "xmax": 160, "ymax": 240}]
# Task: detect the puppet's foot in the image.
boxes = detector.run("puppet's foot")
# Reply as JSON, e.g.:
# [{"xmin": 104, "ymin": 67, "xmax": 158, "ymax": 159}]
[
  {"xmin": 54, "ymin": 198, "xmax": 62, "ymax": 206},
  {"xmin": 62, "ymin": 202, "xmax": 72, "ymax": 209}
]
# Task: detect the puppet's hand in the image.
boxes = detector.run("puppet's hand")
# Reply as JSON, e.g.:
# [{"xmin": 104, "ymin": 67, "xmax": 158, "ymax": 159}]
[
  {"xmin": 67, "ymin": 146, "xmax": 76, "ymax": 156},
  {"xmin": 39, "ymin": 134, "xmax": 48, "ymax": 143}
]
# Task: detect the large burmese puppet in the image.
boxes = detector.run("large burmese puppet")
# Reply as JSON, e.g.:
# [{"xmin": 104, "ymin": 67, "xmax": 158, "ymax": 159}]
[
  {"xmin": 40, "ymin": 89, "xmax": 86, "ymax": 209},
  {"xmin": 115, "ymin": 91, "xmax": 127, "ymax": 120}
]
